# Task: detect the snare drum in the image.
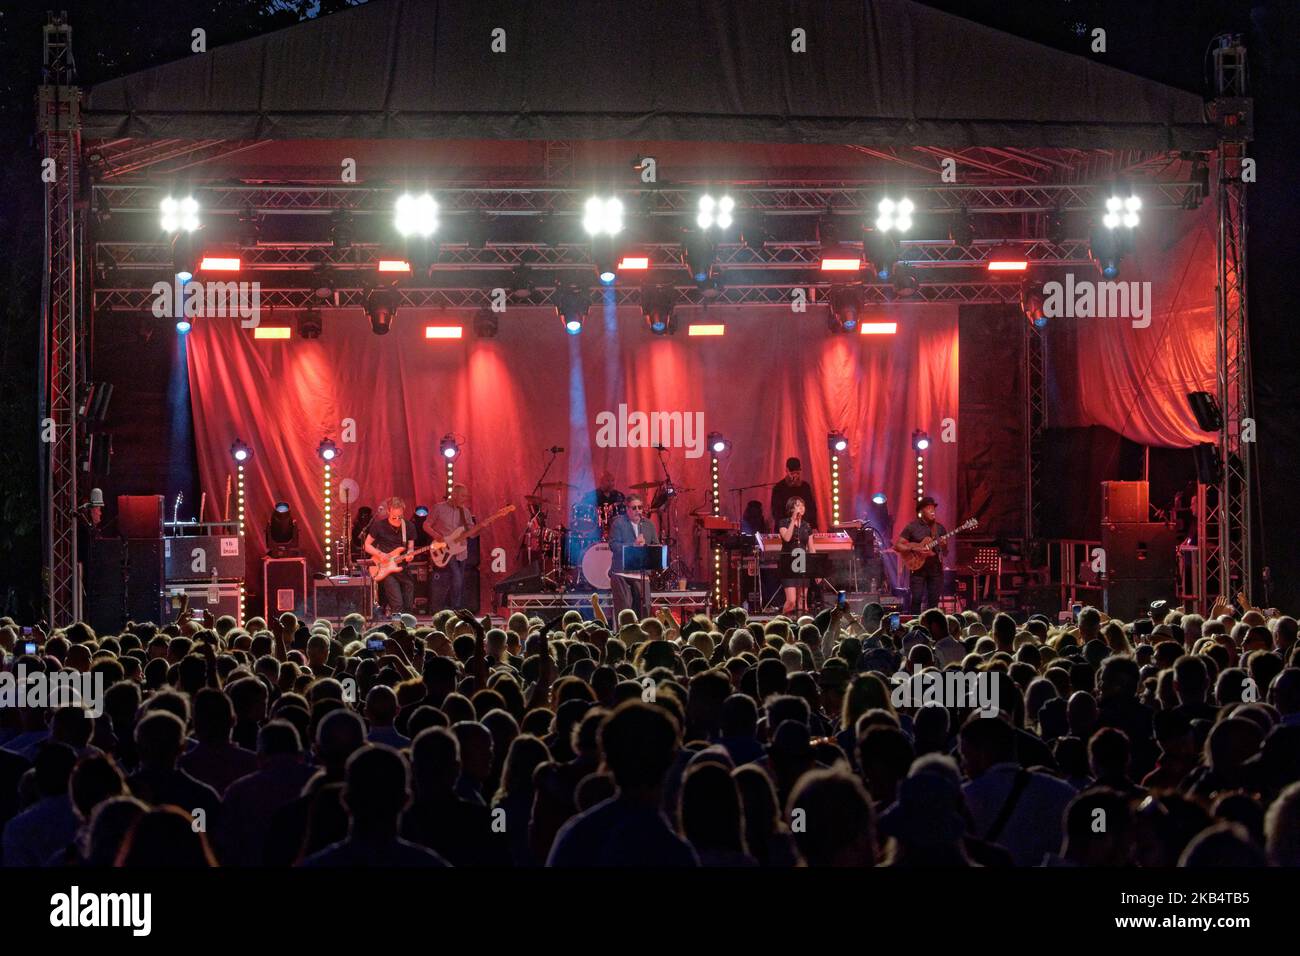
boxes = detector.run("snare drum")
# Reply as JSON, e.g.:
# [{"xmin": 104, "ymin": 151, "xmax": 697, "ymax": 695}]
[{"xmin": 580, "ymin": 542, "xmax": 613, "ymax": 589}]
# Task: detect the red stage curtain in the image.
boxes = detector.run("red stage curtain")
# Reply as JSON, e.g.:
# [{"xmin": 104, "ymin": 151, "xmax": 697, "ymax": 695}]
[
  {"xmin": 1047, "ymin": 202, "xmax": 1218, "ymax": 447},
  {"xmin": 187, "ymin": 304, "xmax": 960, "ymax": 609}
]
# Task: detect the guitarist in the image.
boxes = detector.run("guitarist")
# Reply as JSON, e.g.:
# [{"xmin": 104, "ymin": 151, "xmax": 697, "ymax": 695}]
[
  {"xmin": 895, "ymin": 496, "xmax": 947, "ymax": 614},
  {"xmin": 365, "ymin": 497, "xmax": 416, "ymax": 614},
  {"xmin": 424, "ymin": 483, "xmax": 476, "ymax": 612}
]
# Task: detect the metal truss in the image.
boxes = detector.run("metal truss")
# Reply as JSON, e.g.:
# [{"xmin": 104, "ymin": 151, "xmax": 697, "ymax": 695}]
[
  {"xmin": 94, "ymin": 280, "xmax": 1024, "ymax": 312},
  {"xmin": 1200, "ymin": 37, "xmax": 1253, "ymax": 609},
  {"xmin": 1024, "ymin": 321, "xmax": 1047, "ymax": 547},
  {"xmin": 91, "ymin": 180, "xmax": 1207, "ymax": 218},
  {"xmin": 39, "ymin": 13, "xmax": 81, "ymax": 626},
  {"xmin": 95, "ymin": 238, "xmax": 1096, "ymax": 273}
]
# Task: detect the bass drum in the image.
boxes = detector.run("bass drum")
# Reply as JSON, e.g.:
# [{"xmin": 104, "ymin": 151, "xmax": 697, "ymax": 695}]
[{"xmin": 580, "ymin": 542, "xmax": 613, "ymax": 589}]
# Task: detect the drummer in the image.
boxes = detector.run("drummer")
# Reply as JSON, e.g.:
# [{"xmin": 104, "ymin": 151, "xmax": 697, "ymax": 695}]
[{"xmin": 583, "ymin": 471, "xmax": 626, "ymax": 510}]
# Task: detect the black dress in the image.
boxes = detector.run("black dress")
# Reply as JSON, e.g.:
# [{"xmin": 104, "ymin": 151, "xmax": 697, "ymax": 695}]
[{"xmin": 779, "ymin": 518, "xmax": 813, "ymax": 588}]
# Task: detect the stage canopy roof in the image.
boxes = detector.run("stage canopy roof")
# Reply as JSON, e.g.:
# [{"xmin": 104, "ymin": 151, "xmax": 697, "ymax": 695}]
[{"xmin": 82, "ymin": 0, "xmax": 1214, "ymax": 151}]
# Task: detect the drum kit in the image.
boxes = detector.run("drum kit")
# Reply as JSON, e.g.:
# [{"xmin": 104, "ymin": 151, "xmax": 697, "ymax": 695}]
[{"xmin": 519, "ymin": 478, "xmax": 691, "ymax": 591}]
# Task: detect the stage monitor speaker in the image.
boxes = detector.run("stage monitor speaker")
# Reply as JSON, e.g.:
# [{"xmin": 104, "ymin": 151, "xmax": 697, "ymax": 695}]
[
  {"xmin": 123, "ymin": 538, "xmax": 164, "ymax": 625},
  {"xmin": 1101, "ymin": 522, "xmax": 1180, "ymax": 582},
  {"xmin": 84, "ymin": 538, "xmax": 127, "ymax": 634},
  {"xmin": 118, "ymin": 495, "xmax": 164, "ymax": 539},
  {"xmin": 493, "ymin": 563, "xmax": 545, "ymax": 600},
  {"xmin": 1101, "ymin": 481, "xmax": 1149, "ymax": 524},
  {"xmin": 264, "ymin": 556, "xmax": 308, "ymax": 619},
  {"xmin": 314, "ymin": 576, "xmax": 374, "ymax": 619}
]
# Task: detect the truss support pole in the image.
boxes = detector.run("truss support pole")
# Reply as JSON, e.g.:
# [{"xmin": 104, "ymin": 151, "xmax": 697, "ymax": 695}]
[
  {"xmin": 39, "ymin": 13, "xmax": 82, "ymax": 625},
  {"xmin": 1204, "ymin": 36, "xmax": 1254, "ymax": 608},
  {"xmin": 1024, "ymin": 319, "xmax": 1046, "ymax": 554}
]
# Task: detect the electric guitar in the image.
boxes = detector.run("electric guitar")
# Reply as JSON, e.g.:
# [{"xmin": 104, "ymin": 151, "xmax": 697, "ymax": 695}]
[
  {"xmin": 367, "ymin": 505, "xmax": 515, "ymax": 580},
  {"xmin": 367, "ymin": 541, "xmax": 442, "ymax": 581},
  {"xmin": 429, "ymin": 505, "xmax": 515, "ymax": 568},
  {"xmin": 897, "ymin": 518, "xmax": 979, "ymax": 572}
]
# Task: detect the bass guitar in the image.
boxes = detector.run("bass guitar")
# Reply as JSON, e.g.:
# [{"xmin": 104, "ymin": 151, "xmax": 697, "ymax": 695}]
[
  {"xmin": 898, "ymin": 518, "xmax": 979, "ymax": 572},
  {"xmin": 429, "ymin": 505, "xmax": 515, "ymax": 568}
]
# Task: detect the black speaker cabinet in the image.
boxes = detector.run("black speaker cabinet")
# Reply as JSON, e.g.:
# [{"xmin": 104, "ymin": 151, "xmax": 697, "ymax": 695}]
[
  {"xmin": 124, "ymin": 538, "xmax": 164, "ymax": 625},
  {"xmin": 85, "ymin": 538, "xmax": 127, "ymax": 634},
  {"xmin": 1101, "ymin": 522, "xmax": 1180, "ymax": 582}
]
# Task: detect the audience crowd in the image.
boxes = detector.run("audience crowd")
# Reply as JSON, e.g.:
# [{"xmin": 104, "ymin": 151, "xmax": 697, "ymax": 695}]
[{"xmin": 2, "ymin": 593, "xmax": 1299, "ymax": 867}]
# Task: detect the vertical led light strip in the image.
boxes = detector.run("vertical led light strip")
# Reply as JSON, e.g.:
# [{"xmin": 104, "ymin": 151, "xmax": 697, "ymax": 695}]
[
  {"xmin": 831, "ymin": 453, "xmax": 842, "ymax": 526},
  {"xmin": 323, "ymin": 461, "xmax": 334, "ymax": 575},
  {"xmin": 916, "ymin": 451, "xmax": 925, "ymax": 504},
  {"xmin": 236, "ymin": 463, "xmax": 247, "ymax": 621},
  {"xmin": 445, "ymin": 455, "xmax": 454, "ymax": 498},
  {"xmin": 711, "ymin": 453, "xmax": 722, "ymax": 608}
]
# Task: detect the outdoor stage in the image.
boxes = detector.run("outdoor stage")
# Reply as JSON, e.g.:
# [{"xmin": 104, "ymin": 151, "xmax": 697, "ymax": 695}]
[{"xmin": 37, "ymin": 0, "xmax": 1255, "ymax": 628}]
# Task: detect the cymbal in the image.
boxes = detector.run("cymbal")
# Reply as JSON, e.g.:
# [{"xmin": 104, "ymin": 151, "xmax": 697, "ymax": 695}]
[
  {"xmin": 538, "ymin": 481, "xmax": 578, "ymax": 490},
  {"xmin": 629, "ymin": 480, "xmax": 663, "ymax": 490},
  {"xmin": 524, "ymin": 494, "xmax": 556, "ymax": 505}
]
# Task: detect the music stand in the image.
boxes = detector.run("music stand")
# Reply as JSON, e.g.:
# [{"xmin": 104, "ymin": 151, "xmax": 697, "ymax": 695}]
[
  {"xmin": 766, "ymin": 551, "xmax": 834, "ymax": 613},
  {"xmin": 615, "ymin": 545, "xmax": 668, "ymax": 618}
]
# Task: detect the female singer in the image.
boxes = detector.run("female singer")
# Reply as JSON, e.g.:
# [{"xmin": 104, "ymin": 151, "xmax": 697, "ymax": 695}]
[{"xmin": 778, "ymin": 496, "xmax": 813, "ymax": 615}]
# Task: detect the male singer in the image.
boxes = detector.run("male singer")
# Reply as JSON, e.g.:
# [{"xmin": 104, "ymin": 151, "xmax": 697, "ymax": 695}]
[{"xmin": 608, "ymin": 494, "xmax": 660, "ymax": 619}]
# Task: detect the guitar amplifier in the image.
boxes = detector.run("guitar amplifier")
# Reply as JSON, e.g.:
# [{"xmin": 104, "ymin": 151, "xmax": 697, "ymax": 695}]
[
  {"xmin": 164, "ymin": 533, "xmax": 246, "ymax": 581},
  {"xmin": 264, "ymin": 556, "xmax": 308, "ymax": 619},
  {"xmin": 314, "ymin": 575, "xmax": 375, "ymax": 619}
]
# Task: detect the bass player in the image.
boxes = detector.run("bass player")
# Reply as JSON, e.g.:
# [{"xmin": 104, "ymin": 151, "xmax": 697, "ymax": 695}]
[
  {"xmin": 894, "ymin": 496, "xmax": 947, "ymax": 614},
  {"xmin": 424, "ymin": 483, "xmax": 476, "ymax": 612},
  {"xmin": 364, "ymin": 497, "xmax": 416, "ymax": 614}
]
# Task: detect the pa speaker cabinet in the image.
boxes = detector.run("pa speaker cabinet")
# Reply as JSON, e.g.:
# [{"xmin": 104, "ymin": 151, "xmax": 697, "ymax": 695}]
[
  {"xmin": 314, "ymin": 576, "xmax": 374, "ymax": 619},
  {"xmin": 264, "ymin": 556, "xmax": 308, "ymax": 619},
  {"xmin": 1101, "ymin": 522, "xmax": 1179, "ymax": 582},
  {"xmin": 162, "ymin": 580, "xmax": 243, "ymax": 626},
  {"xmin": 85, "ymin": 538, "xmax": 127, "ymax": 634},
  {"xmin": 1101, "ymin": 481, "xmax": 1149, "ymax": 524},
  {"xmin": 124, "ymin": 539, "xmax": 164, "ymax": 626},
  {"xmin": 164, "ymin": 533, "xmax": 246, "ymax": 581}
]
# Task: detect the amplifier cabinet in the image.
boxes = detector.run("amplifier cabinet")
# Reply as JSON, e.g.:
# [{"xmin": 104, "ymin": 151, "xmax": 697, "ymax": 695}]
[
  {"xmin": 314, "ymin": 576, "xmax": 375, "ymax": 620},
  {"xmin": 163, "ymin": 580, "xmax": 243, "ymax": 626},
  {"xmin": 164, "ymin": 533, "xmax": 246, "ymax": 581}
]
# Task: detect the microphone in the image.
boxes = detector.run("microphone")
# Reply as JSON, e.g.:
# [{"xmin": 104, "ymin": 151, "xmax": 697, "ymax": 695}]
[
  {"xmin": 652, "ymin": 443, "xmax": 667, "ymax": 451},
  {"xmin": 547, "ymin": 446, "xmax": 565, "ymax": 454}
]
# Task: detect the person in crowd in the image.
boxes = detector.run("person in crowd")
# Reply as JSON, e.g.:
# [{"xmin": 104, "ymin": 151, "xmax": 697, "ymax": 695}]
[{"xmin": 3, "ymin": 596, "xmax": 1299, "ymax": 871}]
